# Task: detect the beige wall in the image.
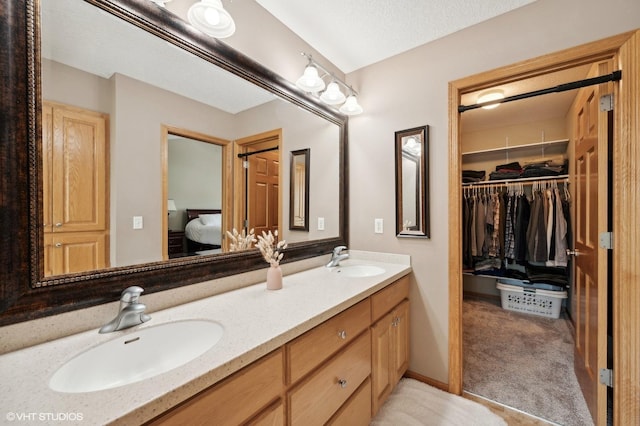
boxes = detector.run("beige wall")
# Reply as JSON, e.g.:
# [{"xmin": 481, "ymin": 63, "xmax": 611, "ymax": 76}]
[
  {"xmin": 235, "ymin": 100, "xmax": 341, "ymax": 242},
  {"xmin": 344, "ymin": 0, "xmax": 640, "ymax": 383},
  {"xmin": 111, "ymin": 73, "xmax": 236, "ymax": 266}
]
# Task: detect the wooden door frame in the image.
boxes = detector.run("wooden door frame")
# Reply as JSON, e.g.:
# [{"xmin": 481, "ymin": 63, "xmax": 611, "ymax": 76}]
[
  {"xmin": 161, "ymin": 125, "xmax": 233, "ymax": 258},
  {"xmin": 448, "ymin": 30, "xmax": 640, "ymax": 425}
]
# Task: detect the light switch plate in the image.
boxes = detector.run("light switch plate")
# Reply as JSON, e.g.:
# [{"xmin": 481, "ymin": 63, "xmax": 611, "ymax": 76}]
[
  {"xmin": 317, "ymin": 217, "xmax": 325, "ymax": 231},
  {"xmin": 133, "ymin": 216, "xmax": 143, "ymax": 230},
  {"xmin": 374, "ymin": 218, "xmax": 383, "ymax": 234}
]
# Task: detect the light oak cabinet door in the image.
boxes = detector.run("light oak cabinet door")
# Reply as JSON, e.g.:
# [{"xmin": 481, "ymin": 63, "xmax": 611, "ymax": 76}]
[
  {"xmin": 44, "ymin": 232, "xmax": 107, "ymax": 276},
  {"xmin": 42, "ymin": 101, "xmax": 109, "ymax": 276},
  {"xmin": 371, "ymin": 299, "xmax": 410, "ymax": 416},
  {"xmin": 148, "ymin": 349, "xmax": 284, "ymax": 426}
]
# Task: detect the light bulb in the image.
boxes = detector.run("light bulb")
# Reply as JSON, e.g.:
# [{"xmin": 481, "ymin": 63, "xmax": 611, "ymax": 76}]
[{"xmin": 204, "ymin": 8, "xmax": 221, "ymax": 25}]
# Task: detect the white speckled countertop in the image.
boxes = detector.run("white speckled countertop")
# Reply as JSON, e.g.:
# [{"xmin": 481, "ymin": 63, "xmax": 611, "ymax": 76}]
[{"xmin": 0, "ymin": 252, "xmax": 411, "ymax": 425}]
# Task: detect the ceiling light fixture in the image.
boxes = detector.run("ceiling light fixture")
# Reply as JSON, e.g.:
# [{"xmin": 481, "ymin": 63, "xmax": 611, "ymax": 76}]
[
  {"xmin": 477, "ymin": 90, "xmax": 505, "ymax": 110},
  {"xmin": 296, "ymin": 53, "xmax": 363, "ymax": 116},
  {"xmin": 187, "ymin": 0, "xmax": 235, "ymax": 39}
]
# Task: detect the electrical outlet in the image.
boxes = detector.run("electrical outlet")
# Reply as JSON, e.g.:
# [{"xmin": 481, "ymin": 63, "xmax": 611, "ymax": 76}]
[
  {"xmin": 374, "ymin": 218, "xmax": 383, "ymax": 234},
  {"xmin": 133, "ymin": 216, "xmax": 143, "ymax": 230},
  {"xmin": 317, "ymin": 217, "xmax": 325, "ymax": 231}
]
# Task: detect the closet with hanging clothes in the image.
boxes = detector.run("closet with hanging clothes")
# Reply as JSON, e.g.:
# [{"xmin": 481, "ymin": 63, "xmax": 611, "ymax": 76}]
[{"xmin": 460, "ymin": 130, "xmax": 574, "ymax": 319}]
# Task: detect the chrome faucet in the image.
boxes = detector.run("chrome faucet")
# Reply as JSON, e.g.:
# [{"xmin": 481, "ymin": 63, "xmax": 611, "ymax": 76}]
[
  {"xmin": 99, "ymin": 286, "xmax": 151, "ymax": 333},
  {"xmin": 326, "ymin": 245, "xmax": 349, "ymax": 268}
]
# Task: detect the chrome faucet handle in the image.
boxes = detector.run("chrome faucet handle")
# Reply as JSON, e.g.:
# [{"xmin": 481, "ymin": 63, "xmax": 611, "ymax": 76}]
[
  {"xmin": 333, "ymin": 246, "xmax": 347, "ymax": 256},
  {"xmin": 120, "ymin": 286, "xmax": 144, "ymax": 304}
]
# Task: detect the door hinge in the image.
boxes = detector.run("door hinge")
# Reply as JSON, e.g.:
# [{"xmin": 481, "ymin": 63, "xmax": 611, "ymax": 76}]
[
  {"xmin": 599, "ymin": 368, "xmax": 613, "ymax": 388},
  {"xmin": 600, "ymin": 94, "xmax": 614, "ymax": 112},
  {"xmin": 599, "ymin": 232, "xmax": 613, "ymax": 250}
]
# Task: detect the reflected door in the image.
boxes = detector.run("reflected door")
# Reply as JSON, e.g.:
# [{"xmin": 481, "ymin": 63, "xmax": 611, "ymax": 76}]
[{"xmin": 248, "ymin": 150, "xmax": 279, "ymax": 236}]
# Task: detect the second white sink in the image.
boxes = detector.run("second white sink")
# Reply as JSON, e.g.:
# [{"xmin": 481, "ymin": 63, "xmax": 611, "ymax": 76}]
[
  {"xmin": 49, "ymin": 319, "xmax": 223, "ymax": 393},
  {"xmin": 332, "ymin": 264, "xmax": 386, "ymax": 278}
]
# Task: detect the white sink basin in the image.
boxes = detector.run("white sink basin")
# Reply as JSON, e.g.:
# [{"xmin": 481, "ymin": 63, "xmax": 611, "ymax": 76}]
[
  {"xmin": 332, "ymin": 265, "xmax": 386, "ymax": 278},
  {"xmin": 49, "ymin": 319, "xmax": 223, "ymax": 393}
]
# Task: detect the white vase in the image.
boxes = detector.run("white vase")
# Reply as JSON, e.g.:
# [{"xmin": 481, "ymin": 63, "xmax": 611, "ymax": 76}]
[{"xmin": 266, "ymin": 265, "xmax": 283, "ymax": 290}]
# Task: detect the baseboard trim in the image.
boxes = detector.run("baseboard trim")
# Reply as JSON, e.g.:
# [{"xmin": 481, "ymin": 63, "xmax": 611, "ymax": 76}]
[{"xmin": 404, "ymin": 370, "xmax": 449, "ymax": 392}]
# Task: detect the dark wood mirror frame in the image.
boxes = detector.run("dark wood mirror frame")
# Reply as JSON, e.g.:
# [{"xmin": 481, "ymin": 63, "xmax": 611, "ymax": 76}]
[
  {"xmin": 0, "ymin": 0, "xmax": 348, "ymax": 326},
  {"xmin": 394, "ymin": 125, "xmax": 430, "ymax": 238},
  {"xmin": 289, "ymin": 148, "xmax": 310, "ymax": 231}
]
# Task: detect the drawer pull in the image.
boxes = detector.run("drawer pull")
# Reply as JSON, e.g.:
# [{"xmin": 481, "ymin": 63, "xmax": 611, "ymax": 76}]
[
  {"xmin": 338, "ymin": 379, "xmax": 347, "ymax": 389},
  {"xmin": 55, "ymin": 242, "xmax": 62, "ymax": 248},
  {"xmin": 337, "ymin": 330, "xmax": 347, "ymax": 340}
]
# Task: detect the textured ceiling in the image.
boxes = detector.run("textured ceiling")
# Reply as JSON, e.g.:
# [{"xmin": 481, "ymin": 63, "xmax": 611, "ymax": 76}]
[{"xmin": 255, "ymin": 0, "xmax": 538, "ymax": 73}]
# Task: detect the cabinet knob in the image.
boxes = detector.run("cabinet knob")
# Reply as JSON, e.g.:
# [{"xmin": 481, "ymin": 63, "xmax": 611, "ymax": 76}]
[
  {"xmin": 55, "ymin": 222, "xmax": 62, "ymax": 227},
  {"xmin": 337, "ymin": 330, "xmax": 347, "ymax": 340},
  {"xmin": 338, "ymin": 379, "xmax": 347, "ymax": 389},
  {"xmin": 392, "ymin": 317, "xmax": 400, "ymax": 327},
  {"xmin": 55, "ymin": 242, "xmax": 62, "ymax": 248}
]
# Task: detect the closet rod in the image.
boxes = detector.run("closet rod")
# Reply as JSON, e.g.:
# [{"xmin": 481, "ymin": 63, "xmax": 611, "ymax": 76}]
[
  {"xmin": 458, "ymin": 70, "xmax": 622, "ymax": 113},
  {"xmin": 237, "ymin": 146, "xmax": 279, "ymax": 158},
  {"xmin": 462, "ymin": 175, "xmax": 569, "ymax": 187}
]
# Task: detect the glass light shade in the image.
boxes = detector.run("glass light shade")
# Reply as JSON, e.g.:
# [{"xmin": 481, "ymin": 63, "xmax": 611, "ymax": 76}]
[
  {"xmin": 477, "ymin": 90, "xmax": 504, "ymax": 109},
  {"xmin": 320, "ymin": 82, "xmax": 346, "ymax": 105},
  {"xmin": 295, "ymin": 66, "xmax": 325, "ymax": 93},
  {"xmin": 188, "ymin": 0, "xmax": 236, "ymax": 39},
  {"xmin": 339, "ymin": 95, "xmax": 363, "ymax": 115}
]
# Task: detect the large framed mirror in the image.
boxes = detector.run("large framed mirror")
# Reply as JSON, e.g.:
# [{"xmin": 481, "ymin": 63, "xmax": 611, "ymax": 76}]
[
  {"xmin": 0, "ymin": 0, "xmax": 348, "ymax": 325},
  {"xmin": 394, "ymin": 125, "xmax": 430, "ymax": 238},
  {"xmin": 289, "ymin": 149, "xmax": 310, "ymax": 231}
]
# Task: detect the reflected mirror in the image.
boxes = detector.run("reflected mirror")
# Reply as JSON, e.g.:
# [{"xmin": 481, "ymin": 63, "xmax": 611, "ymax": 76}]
[
  {"xmin": 0, "ymin": 0, "xmax": 348, "ymax": 325},
  {"xmin": 395, "ymin": 125, "xmax": 430, "ymax": 238},
  {"xmin": 289, "ymin": 149, "xmax": 310, "ymax": 231},
  {"xmin": 39, "ymin": 0, "xmax": 340, "ymax": 274}
]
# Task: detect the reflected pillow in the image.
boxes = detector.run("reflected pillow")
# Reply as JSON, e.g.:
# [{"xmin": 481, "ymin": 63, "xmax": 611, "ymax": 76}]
[{"xmin": 199, "ymin": 214, "xmax": 221, "ymax": 226}]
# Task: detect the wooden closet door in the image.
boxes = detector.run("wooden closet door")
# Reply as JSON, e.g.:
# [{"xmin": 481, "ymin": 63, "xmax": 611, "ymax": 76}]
[
  {"xmin": 572, "ymin": 61, "xmax": 610, "ymax": 425},
  {"xmin": 51, "ymin": 105, "xmax": 107, "ymax": 233}
]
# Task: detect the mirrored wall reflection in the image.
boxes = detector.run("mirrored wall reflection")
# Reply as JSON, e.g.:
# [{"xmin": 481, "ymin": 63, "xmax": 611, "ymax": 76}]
[
  {"xmin": 395, "ymin": 125, "xmax": 430, "ymax": 238},
  {"xmin": 290, "ymin": 149, "xmax": 310, "ymax": 231},
  {"xmin": 40, "ymin": 0, "xmax": 341, "ymax": 276}
]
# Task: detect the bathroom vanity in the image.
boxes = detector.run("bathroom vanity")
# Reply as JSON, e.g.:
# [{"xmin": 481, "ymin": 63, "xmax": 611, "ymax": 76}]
[{"xmin": 0, "ymin": 252, "xmax": 411, "ymax": 425}]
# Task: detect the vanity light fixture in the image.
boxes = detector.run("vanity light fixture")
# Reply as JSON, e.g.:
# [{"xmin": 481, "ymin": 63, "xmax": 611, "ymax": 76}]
[
  {"xmin": 477, "ymin": 89, "xmax": 505, "ymax": 110},
  {"xmin": 296, "ymin": 53, "xmax": 363, "ymax": 115},
  {"xmin": 187, "ymin": 0, "xmax": 236, "ymax": 39}
]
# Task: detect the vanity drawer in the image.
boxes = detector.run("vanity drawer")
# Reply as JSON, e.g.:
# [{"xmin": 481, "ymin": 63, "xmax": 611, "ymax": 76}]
[
  {"xmin": 148, "ymin": 349, "xmax": 283, "ymax": 426},
  {"xmin": 371, "ymin": 275, "xmax": 409, "ymax": 322},
  {"xmin": 328, "ymin": 377, "xmax": 372, "ymax": 426},
  {"xmin": 287, "ymin": 298, "xmax": 371, "ymax": 384},
  {"xmin": 289, "ymin": 331, "xmax": 371, "ymax": 426}
]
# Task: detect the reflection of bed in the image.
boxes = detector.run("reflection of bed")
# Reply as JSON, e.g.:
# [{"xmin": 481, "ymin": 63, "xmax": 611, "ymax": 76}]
[{"xmin": 184, "ymin": 209, "xmax": 222, "ymax": 253}]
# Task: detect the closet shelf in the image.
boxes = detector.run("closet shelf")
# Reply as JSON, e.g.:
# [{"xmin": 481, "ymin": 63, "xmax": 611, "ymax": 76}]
[
  {"xmin": 462, "ymin": 174, "xmax": 569, "ymax": 187},
  {"xmin": 461, "ymin": 138, "xmax": 569, "ymax": 159}
]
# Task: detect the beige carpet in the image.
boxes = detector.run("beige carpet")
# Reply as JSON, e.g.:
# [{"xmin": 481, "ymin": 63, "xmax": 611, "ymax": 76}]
[
  {"xmin": 371, "ymin": 378, "xmax": 507, "ymax": 425},
  {"xmin": 463, "ymin": 298, "xmax": 593, "ymax": 426}
]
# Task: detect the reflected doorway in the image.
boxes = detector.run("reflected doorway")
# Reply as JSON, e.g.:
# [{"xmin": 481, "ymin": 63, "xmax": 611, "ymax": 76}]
[{"xmin": 162, "ymin": 126, "xmax": 232, "ymax": 259}]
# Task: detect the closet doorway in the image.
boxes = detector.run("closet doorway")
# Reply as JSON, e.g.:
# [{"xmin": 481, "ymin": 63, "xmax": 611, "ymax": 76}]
[{"xmin": 448, "ymin": 30, "xmax": 640, "ymax": 426}]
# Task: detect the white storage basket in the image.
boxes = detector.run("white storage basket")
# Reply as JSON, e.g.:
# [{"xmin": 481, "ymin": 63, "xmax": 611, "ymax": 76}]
[{"xmin": 496, "ymin": 283, "xmax": 567, "ymax": 319}]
